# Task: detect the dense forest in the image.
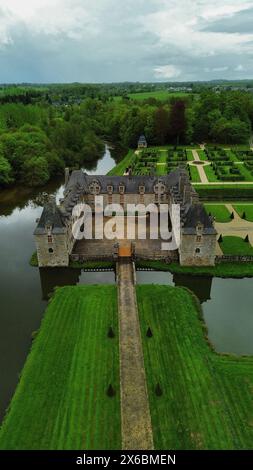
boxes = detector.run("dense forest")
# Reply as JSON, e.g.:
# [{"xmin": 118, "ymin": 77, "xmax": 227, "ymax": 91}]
[{"xmin": 0, "ymin": 83, "xmax": 253, "ymax": 188}]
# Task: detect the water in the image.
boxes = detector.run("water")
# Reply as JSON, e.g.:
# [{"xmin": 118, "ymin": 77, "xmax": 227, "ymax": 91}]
[{"xmin": 0, "ymin": 144, "xmax": 253, "ymax": 421}]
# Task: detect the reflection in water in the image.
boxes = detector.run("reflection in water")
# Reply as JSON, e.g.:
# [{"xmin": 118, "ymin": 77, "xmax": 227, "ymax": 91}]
[
  {"xmin": 39, "ymin": 268, "xmax": 116, "ymax": 300},
  {"xmin": 136, "ymin": 271, "xmax": 212, "ymax": 303},
  {"xmin": 173, "ymin": 274, "xmax": 212, "ymax": 304}
]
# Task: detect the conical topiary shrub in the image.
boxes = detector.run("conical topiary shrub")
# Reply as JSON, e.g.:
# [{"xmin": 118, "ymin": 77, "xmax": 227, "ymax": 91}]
[
  {"xmin": 242, "ymin": 211, "xmax": 246, "ymax": 219},
  {"xmin": 218, "ymin": 234, "xmax": 223, "ymax": 243},
  {"xmin": 146, "ymin": 327, "xmax": 153, "ymax": 338},
  {"xmin": 245, "ymin": 234, "xmax": 249, "ymax": 243},
  {"xmin": 107, "ymin": 327, "xmax": 115, "ymax": 338},
  {"xmin": 107, "ymin": 384, "xmax": 116, "ymax": 397},
  {"xmin": 155, "ymin": 383, "xmax": 163, "ymax": 397},
  {"xmin": 230, "ymin": 212, "xmax": 234, "ymax": 220}
]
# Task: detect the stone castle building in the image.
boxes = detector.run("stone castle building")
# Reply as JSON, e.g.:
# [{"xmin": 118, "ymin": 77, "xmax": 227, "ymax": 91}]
[{"xmin": 34, "ymin": 167, "xmax": 217, "ymax": 267}]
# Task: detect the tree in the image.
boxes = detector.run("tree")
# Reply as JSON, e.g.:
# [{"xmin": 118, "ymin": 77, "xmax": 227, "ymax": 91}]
[
  {"xmin": 154, "ymin": 107, "xmax": 169, "ymax": 145},
  {"xmin": 22, "ymin": 156, "xmax": 50, "ymax": 187},
  {"xmin": 169, "ymin": 100, "xmax": 187, "ymax": 144},
  {"xmin": 0, "ymin": 153, "xmax": 13, "ymax": 186}
]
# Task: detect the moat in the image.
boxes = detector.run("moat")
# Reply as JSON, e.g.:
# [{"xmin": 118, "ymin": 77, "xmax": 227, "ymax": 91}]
[{"xmin": 0, "ymin": 146, "xmax": 253, "ymax": 422}]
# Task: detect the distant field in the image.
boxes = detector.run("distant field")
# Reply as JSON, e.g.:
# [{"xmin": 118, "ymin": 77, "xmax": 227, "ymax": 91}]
[
  {"xmin": 128, "ymin": 91, "xmax": 192, "ymax": 101},
  {"xmin": 137, "ymin": 285, "xmax": 253, "ymax": 450},
  {"xmin": 0, "ymin": 286, "xmax": 120, "ymax": 450}
]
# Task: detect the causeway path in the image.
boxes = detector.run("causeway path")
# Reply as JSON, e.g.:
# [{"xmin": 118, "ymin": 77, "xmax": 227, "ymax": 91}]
[{"xmin": 117, "ymin": 259, "xmax": 154, "ymax": 450}]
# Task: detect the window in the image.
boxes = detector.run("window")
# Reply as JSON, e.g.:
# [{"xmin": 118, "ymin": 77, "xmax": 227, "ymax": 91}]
[
  {"xmin": 195, "ymin": 248, "xmax": 200, "ymax": 254},
  {"xmin": 48, "ymin": 235, "xmax": 53, "ymax": 243},
  {"xmin": 196, "ymin": 235, "xmax": 202, "ymax": 243},
  {"xmin": 48, "ymin": 248, "xmax": 54, "ymax": 254},
  {"xmin": 119, "ymin": 184, "xmax": 125, "ymax": 194},
  {"xmin": 107, "ymin": 185, "xmax": 113, "ymax": 194}
]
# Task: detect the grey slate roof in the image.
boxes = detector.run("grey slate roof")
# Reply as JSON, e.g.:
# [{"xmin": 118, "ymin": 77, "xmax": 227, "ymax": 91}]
[
  {"xmin": 182, "ymin": 203, "xmax": 217, "ymax": 234},
  {"xmin": 34, "ymin": 198, "xmax": 65, "ymax": 235},
  {"xmin": 138, "ymin": 135, "xmax": 147, "ymax": 143}
]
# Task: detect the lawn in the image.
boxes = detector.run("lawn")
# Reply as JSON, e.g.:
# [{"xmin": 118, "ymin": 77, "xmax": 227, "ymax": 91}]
[
  {"xmin": 156, "ymin": 164, "xmax": 167, "ymax": 175},
  {"xmin": 233, "ymin": 204, "xmax": 253, "ymax": 222},
  {"xmin": 189, "ymin": 165, "xmax": 201, "ymax": 182},
  {"xmin": 203, "ymin": 165, "xmax": 219, "ymax": 182},
  {"xmin": 0, "ymin": 285, "xmax": 120, "ymax": 450},
  {"xmin": 107, "ymin": 149, "xmax": 135, "ymax": 176},
  {"xmin": 136, "ymin": 260, "xmax": 253, "ymax": 277},
  {"xmin": 220, "ymin": 236, "xmax": 253, "ymax": 255},
  {"xmin": 196, "ymin": 149, "xmax": 207, "ymax": 161},
  {"xmin": 204, "ymin": 204, "xmax": 231, "ymax": 222},
  {"xmin": 186, "ymin": 150, "xmax": 194, "ymax": 161},
  {"xmin": 137, "ymin": 285, "xmax": 253, "ymax": 450}
]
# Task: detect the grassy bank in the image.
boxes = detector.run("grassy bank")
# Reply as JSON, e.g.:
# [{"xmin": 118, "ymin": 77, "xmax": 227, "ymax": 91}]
[
  {"xmin": 107, "ymin": 149, "xmax": 135, "ymax": 176},
  {"xmin": 137, "ymin": 285, "xmax": 253, "ymax": 449},
  {"xmin": 30, "ymin": 252, "xmax": 115, "ymax": 270},
  {"xmin": 136, "ymin": 260, "xmax": 253, "ymax": 278},
  {"xmin": 0, "ymin": 285, "xmax": 120, "ymax": 450},
  {"xmin": 220, "ymin": 236, "xmax": 253, "ymax": 255}
]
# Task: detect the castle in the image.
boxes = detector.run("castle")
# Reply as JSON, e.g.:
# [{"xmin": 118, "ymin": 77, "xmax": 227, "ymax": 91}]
[{"xmin": 34, "ymin": 167, "xmax": 217, "ymax": 267}]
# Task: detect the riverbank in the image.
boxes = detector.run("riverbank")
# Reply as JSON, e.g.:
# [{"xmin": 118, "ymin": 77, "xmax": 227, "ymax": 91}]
[
  {"xmin": 30, "ymin": 252, "xmax": 253, "ymax": 278},
  {"xmin": 137, "ymin": 285, "xmax": 253, "ymax": 449},
  {"xmin": 136, "ymin": 260, "xmax": 253, "ymax": 278},
  {"xmin": 0, "ymin": 285, "xmax": 120, "ymax": 450}
]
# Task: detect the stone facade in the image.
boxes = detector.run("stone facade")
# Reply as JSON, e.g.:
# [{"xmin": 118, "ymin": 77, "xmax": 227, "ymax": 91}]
[{"xmin": 34, "ymin": 168, "xmax": 217, "ymax": 267}]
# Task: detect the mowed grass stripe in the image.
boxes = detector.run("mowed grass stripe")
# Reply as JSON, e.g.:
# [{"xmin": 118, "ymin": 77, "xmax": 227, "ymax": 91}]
[
  {"xmin": 137, "ymin": 285, "xmax": 253, "ymax": 450},
  {"xmin": 0, "ymin": 286, "xmax": 120, "ymax": 450}
]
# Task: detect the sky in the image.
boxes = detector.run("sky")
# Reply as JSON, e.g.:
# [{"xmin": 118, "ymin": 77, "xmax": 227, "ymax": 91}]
[{"xmin": 0, "ymin": 0, "xmax": 253, "ymax": 83}]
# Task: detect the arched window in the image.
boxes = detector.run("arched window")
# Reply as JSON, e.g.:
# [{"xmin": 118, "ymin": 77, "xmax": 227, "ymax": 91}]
[
  {"xmin": 48, "ymin": 248, "xmax": 54, "ymax": 254},
  {"xmin": 195, "ymin": 248, "xmax": 200, "ymax": 254}
]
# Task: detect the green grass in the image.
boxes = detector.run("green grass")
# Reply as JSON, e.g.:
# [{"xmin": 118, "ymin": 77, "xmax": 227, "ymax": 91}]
[
  {"xmin": 220, "ymin": 236, "xmax": 253, "ymax": 255},
  {"xmin": 189, "ymin": 165, "xmax": 201, "ymax": 182},
  {"xmin": 233, "ymin": 204, "xmax": 253, "ymax": 222},
  {"xmin": 204, "ymin": 204, "xmax": 231, "ymax": 222},
  {"xmin": 197, "ymin": 149, "xmax": 207, "ymax": 161},
  {"xmin": 186, "ymin": 150, "xmax": 194, "ymax": 161},
  {"xmin": 107, "ymin": 149, "xmax": 135, "ymax": 176},
  {"xmin": 137, "ymin": 285, "xmax": 253, "ymax": 449},
  {"xmin": 0, "ymin": 285, "xmax": 120, "ymax": 450},
  {"xmin": 156, "ymin": 164, "xmax": 167, "ymax": 175},
  {"xmin": 136, "ymin": 260, "xmax": 253, "ymax": 278},
  {"xmin": 158, "ymin": 152, "xmax": 167, "ymax": 163},
  {"xmin": 203, "ymin": 165, "xmax": 219, "ymax": 182}
]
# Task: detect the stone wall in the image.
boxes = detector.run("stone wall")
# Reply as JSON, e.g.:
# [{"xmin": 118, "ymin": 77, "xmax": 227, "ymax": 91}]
[
  {"xmin": 35, "ymin": 232, "xmax": 69, "ymax": 267},
  {"xmin": 179, "ymin": 233, "xmax": 216, "ymax": 266}
]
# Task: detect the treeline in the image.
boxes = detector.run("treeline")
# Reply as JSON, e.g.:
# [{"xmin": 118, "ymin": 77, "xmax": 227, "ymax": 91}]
[
  {"xmin": 0, "ymin": 87, "xmax": 253, "ymax": 188},
  {"xmin": 104, "ymin": 90, "xmax": 253, "ymax": 148},
  {"xmin": 0, "ymin": 101, "xmax": 105, "ymax": 188}
]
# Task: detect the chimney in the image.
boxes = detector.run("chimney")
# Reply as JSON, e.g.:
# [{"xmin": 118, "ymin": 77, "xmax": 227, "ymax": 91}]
[{"xmin": 65, "ymin": 168, "xmax": 70, "ymax": 187}]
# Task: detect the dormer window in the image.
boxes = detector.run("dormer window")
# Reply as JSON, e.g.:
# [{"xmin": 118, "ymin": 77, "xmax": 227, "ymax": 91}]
[
  {"xmin": 154, "ymin": 182, "xmax": 166, "ymax": 194},
  {"xmin": 119, "ymin": 184, "xmax": 125, "ymax": 194},
  {"xmin": 139, "ymin": 185, "xmax": 145, "ymax": 194},
  {"xmin": 107, "ymin": 185, "xmax": 113, "ymax": 194},
  {"xmin": 89, "ymin": 180, "xmax": 101, "ymax": 195},
  {"xmin": 196, "ymin": 223, "xmax": 204, "ymax": 234}
]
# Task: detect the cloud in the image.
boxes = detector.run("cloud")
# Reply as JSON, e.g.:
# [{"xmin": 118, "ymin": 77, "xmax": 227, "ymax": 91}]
[
  {"xmin": 0, "ymin": 0, "xmax": 253, "ymax": 82},
  {"xmin": 154, "ymin": 65, "xmax": 181, "ymax": 79}
]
